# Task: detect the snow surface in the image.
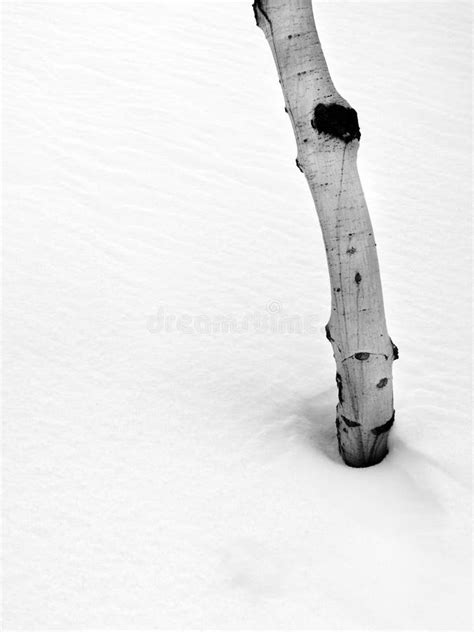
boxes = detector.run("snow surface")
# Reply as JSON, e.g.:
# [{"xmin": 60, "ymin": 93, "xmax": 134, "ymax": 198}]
[{"xmin": 2, "ymin": 1, "xmax": 472, "ymax": 629}]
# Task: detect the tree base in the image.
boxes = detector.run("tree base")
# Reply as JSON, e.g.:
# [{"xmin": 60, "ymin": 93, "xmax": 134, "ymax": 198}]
[{"xmin": 336, "ymin": 414, "xmax": 392, "ymax": 467}]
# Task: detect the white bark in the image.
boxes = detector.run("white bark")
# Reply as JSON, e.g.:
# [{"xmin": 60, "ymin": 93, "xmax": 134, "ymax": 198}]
[{"xmin": 253, "ymin": 0, "xmax": 397, "ymax": 466}]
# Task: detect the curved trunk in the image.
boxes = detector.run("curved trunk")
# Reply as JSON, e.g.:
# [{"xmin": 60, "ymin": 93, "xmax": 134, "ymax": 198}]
[{"xmin": 253, "ymin": 0, "xmax": 397, "ymax": 467}]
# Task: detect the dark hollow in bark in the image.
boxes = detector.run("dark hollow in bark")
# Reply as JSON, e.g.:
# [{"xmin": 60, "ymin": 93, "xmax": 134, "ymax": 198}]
[{"xmin": 311, "ymin": 103, "xmax": 361, "ymax": 143}]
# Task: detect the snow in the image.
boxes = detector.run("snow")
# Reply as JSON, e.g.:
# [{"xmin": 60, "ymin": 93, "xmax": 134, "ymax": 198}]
[{"xmin": 2, "ymin": 1, "xmax": 471, "ymax": 629}]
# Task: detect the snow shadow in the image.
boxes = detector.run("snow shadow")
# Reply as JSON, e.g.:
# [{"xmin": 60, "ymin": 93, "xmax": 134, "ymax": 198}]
[{"xmin": 262, "ymin": 387, "xmax": 342, "ymax": 465}]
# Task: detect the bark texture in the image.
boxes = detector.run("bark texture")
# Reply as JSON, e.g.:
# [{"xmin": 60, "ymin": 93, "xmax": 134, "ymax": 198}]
[{"xmin": 253, "ymin": 0, "xmax": 397, "ymax": 467}]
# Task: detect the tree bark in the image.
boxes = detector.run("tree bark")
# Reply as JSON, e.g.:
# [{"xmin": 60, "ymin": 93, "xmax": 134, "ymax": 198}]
[{"xmin": 253, "ymin": 0, "xmax": 397, "ymax": 467}]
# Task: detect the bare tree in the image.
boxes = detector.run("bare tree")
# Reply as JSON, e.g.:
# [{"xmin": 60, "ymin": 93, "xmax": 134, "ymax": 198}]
[{"xmin": 253, "ymin": 0, "xmax": 398, "ymax": 467}]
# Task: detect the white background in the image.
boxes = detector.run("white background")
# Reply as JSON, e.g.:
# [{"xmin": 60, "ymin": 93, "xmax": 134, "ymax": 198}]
[{"xmin": 2, "ymin": 1, "xmax": 472, "ymax": 629}]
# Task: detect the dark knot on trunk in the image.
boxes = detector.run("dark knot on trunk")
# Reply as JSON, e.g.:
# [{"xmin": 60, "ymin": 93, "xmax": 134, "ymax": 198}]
[{"xmin": 311, "ymin": 103, "xmax": 361, "ymax": 144}]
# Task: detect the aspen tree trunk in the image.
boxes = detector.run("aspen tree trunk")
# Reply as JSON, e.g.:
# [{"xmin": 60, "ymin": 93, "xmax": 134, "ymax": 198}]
[{"xmin": 253, "ymin": 0, "xmax": 398, "ymax": 467}]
